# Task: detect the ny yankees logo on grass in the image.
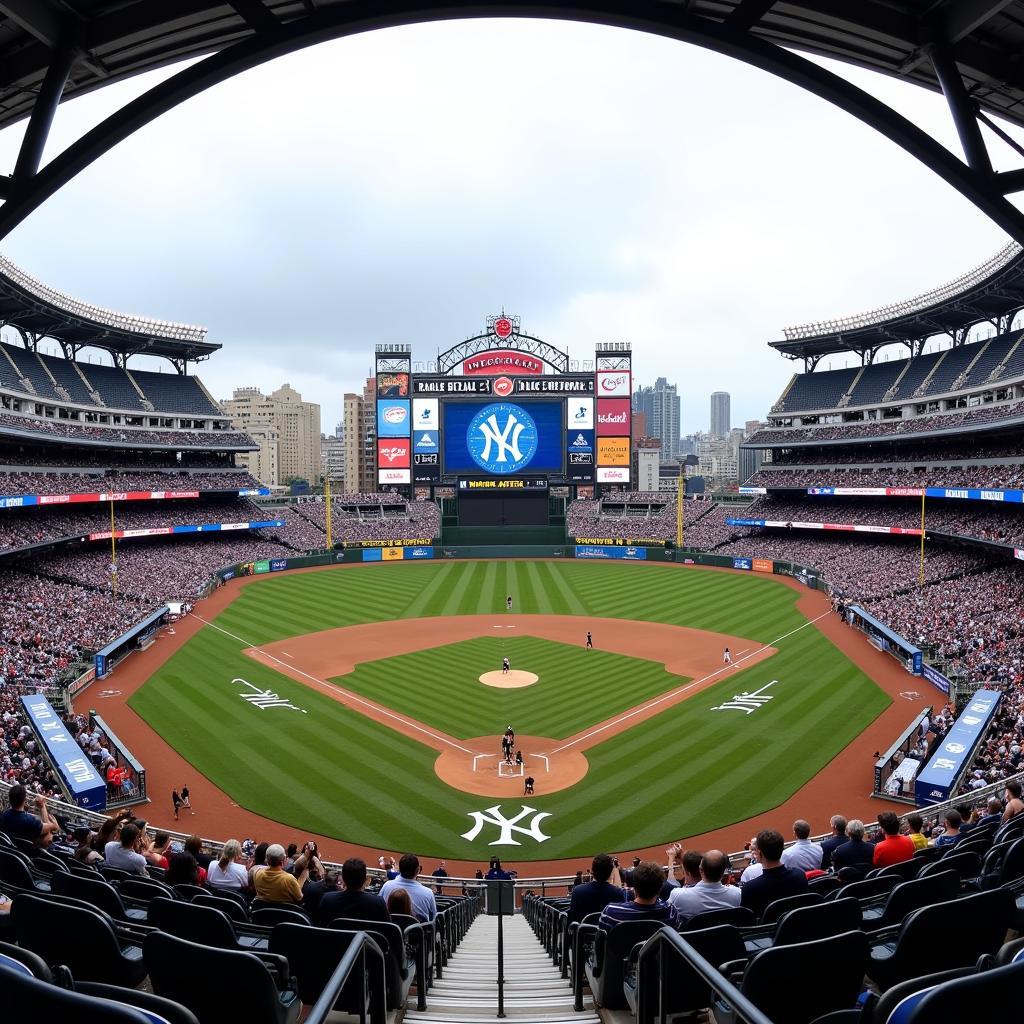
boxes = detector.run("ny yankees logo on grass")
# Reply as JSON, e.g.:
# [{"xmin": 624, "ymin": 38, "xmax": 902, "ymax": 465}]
[
  {"xmin": 461, "ymin": 805, "xmax": 552, "ymax": 846},
  {"xmin": 711, "ymin": 680, "xmax": 777, "ymax": 715},
  {"xmin": 233, "ymin": 677, "xmax": 307, "ymax": 713}
]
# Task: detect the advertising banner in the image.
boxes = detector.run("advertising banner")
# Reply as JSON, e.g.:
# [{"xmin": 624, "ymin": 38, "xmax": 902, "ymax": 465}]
[
  {"xmin": 270, "ymin": 559, "xmax": 289, "ymax": 571},
  {"xmin": 575, "ymin": 545, "xmax": 647, "ymax": 560},
  {"xmin": 792, "ymin": 486, "xmax": 1024, "ymax": 504},
  {"xmin": 412, "ymin": 398, "xmax": 439, "ymax": 431},
  {"xmin": 595, "ymin": 370, "xmax": 631, "ymax": 397},
  {"xmin": 567, "ymin": 430, "xmax": 594, "ymax": 454},
  {"xmin": 725, "ymin": 518, "xmax": 922, "ymax": 536},
  {"xmin": 362, "ymin": 548, "xmax": 382, "ymax": 561},
  {"xmin": 413, "ymin": 430, "xmax": 439, "ymax": 453},
  {"xmin": 462, "ymin": 350, "xmax": 544, "ymax": 376},
  {"xmin": 733, "ymin": 557, "xmax": 753, "ymax": 570},
  {"xmin": 596, "ymin": 466, "xmax": 630, "ymax": 484},
  {"xmin": 752, "ymin": 558, "xmax": 774, "ymax": 573},
  {"xmin": 597, "ymin": 437, "xmax": 630, "ymax": 466},
  {"xmin": 596, "ymin": 399, "xmax": 631, "ymax": 436},
  {"xmin": 915, "ymin": 690, "xmax": 1001, "ymax": 805},
  {"xmin": 88, "ymin": 519, "xmax": 284, "ymax": 541},
  {"xmin": 0, "ymin": 490, "xmax": 214, "ymax": 509},
  {"xmin": 378, "ymin": 468, "xmax": 411, "ymax": 485},
  {"xmin": 738, "ymin": 487, "xmax": 767, "ymax": 496},
  {"xmin": 922, "ymin": 663, "xmax": 952, "ymax": 695},
  {"xmin": 377, "ymin": 400, "xmax": 411, "ymax": 436},
  {"xmin": 20, "ymin": 694, "xmax": 106, "ymax": 810},
  {"xmin": 377, "ymin": 438, "xmax": 411, "ymax": 469},
  {"xmin": 376, "ymin": 372, "xmax": 409, "ymax": 397},
  {"xmin": 381, "ymin": 547, "xmax": 404, "ymax": 561},
  {"xmin": 566, "ymin": 397, "xmax": 594, "ymax": 431},
  {"xmin": 405, "ymin": 546, "xmax": 434, "ymax": 559}
]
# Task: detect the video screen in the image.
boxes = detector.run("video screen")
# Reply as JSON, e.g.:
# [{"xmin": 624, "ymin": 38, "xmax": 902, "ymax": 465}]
[{"xmin": 443, "ymin": 400, "xmax": 563, "ymax": 475}]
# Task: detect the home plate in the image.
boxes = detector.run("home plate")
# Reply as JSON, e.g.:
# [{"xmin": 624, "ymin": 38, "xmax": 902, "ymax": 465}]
[{"xmin": 479, "ymin": 670, "xmax": 538, "ymax": 689}]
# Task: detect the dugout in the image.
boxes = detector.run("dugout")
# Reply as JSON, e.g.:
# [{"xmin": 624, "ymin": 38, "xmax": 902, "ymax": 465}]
[
  {"xmin": 93, "ymin": 605, "xmax": 169, "ymax": 679},
  {"xmin": 845, "ymin": 606, "xmax": 922, "ymax": 675}
]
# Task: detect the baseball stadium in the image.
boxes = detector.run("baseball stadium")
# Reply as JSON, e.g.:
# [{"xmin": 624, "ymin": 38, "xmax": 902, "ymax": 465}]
[{"xmin": 2, "ymin": 3, "xmax": 1024, "ymax": 1024}]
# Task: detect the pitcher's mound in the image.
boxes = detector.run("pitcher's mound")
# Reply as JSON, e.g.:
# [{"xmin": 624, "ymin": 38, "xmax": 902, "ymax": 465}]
[{"xmin": 480, "ymin": 670, "xmax": 538, "ymax": 689}]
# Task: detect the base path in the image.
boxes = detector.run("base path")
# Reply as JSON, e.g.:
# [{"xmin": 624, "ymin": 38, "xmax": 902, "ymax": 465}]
[{"xmin": 248, "ymin": 614, "xmax": 777, "ymax": 796}]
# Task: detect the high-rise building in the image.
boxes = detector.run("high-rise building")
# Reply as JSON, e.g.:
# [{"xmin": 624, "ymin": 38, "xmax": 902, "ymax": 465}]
[
  {"xmin": 696, "ymin": 436, "xmax": 738, "ymax": 484},
  {"xmin": 321, "ymin": 432, "xmax": 345, "ymax": 482},
  {"xmin": 221, "ymin": 383, "xmax": 321, "ymax": 487},
  {"xmin": 359, "ymin": 377, "xmax": 376, "ymax": 494},
  {"xmin": 342, "ymin": 393, "xmax": 363, "ymax": 493},
  {"xmin": 710, "ymin": 392, "xmax": 731, "ymax": 438},
  {"xmin": 634, "ymin": 377, "xmax": 680, "ymax": 461}
]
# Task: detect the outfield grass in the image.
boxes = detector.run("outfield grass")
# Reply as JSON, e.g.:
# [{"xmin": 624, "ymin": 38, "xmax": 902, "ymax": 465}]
[
  {"xmin": 332, "ymin": 636, "xmax": 685, "ymax": 739},
  {"xmin": 129, "ymin": 561, "xmax": 890, "ymax": 860}
]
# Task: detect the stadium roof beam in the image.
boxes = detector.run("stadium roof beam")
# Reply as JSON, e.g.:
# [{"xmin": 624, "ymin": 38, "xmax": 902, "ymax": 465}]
[{"xmin": 1, "ymin": 2, "xmax": 1024, "ymax": 247}]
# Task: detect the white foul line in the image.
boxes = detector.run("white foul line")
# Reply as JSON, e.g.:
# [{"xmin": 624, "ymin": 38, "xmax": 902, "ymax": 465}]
[
  {"xmin": 191, "ymin": 614, "xmax": 476, "ymax": 755},
  {"xmin": 546, "ymin": 610, "xmax": 832, "ymax": 755}
]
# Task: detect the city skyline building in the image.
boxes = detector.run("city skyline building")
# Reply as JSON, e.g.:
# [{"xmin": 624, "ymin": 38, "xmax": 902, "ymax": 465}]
[
  {"xmin": 634, "ymin": 377, "xmax": 681, "ymax": 462},
  {"xmin": 710, "ymin": 391, "xmax": 731, "ymax": 438}
]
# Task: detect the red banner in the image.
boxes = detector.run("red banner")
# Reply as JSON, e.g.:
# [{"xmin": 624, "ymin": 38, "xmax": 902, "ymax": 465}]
[
  {"xmin": 37, "ymin": 490, "xmax": 200, "ymax": 505},
  {"xmin": 596, "ymin": 399, "xmax": 631, "ymax": 436},
  {"xmin": 377, "ymin": 439, "xmax": 410, "ymax": 468},
  {"xmin": 462, "ymin": 350, "xmax": 543, "ymax": 376}
]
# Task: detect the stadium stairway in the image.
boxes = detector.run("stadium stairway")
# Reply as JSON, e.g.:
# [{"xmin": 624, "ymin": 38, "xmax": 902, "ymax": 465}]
[{"xmin": 406, "ymin": 914, "xmax": 598, "ymax": 1024}]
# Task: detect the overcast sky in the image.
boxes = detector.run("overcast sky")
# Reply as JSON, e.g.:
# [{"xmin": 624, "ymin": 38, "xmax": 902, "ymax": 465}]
[{"xmin": 0, "ymin": 18, "xmax": 1021, "ymax": 435}]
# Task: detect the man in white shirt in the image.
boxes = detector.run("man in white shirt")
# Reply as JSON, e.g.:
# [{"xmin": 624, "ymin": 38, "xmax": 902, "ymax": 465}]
[
  {"xmin": 668, "ymin": 851, "xmax": 741, "ymax": 924},
  {"xmin": 780, "ymin": 820, "xmax": 823, "ymax": 873},
  {"xmin": 740, "ymin": 838, "xmax": 763, "ymax": 885},
  {"xmin": 379, "ymin": 854, "xmax": 437, "ymax": 922}
]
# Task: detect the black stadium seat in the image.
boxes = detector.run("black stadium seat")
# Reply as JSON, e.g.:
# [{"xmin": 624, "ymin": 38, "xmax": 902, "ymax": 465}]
[
  {"xmin": 145, "ymin": 931, "xmax": 298, "ymax": 1024},
  {"xmin": 327, "ymin": 917, "xmax": 416, "ymax": 1010},
  {"xmin": 861, "ymin": 869, "xmax": 960, "ymax": 929},
  {"xmin": 743, "ymin": 897, "xmax": 862, "ymax": 956},
  {"xmin": 146, "ymin": 896, "xmax": 269, "ymax": 951},
  {"xmin": 51, "ymin": 869, "xmax": 148, "ymax": 923},
  {"xmin": 918, "ymin": 850, "xmax": 980, "ymax": 880},
  {"xmin": 758, "ymin": 890, "xmax": 823, "ymax": 925},
  {"xmin": 193, "ymin": 890, "xmax": 250, "ymax": 922},
  {"xmin": 585, "ymin": 920, "xmax": 668, "ymax": 1011},
  {"xmin": 683, "ymin": 907, "xmax": 756, "ymax": 931}
]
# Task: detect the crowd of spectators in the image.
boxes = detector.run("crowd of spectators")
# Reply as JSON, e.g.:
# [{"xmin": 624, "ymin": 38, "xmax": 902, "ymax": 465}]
[
  {"xmin": 0, "ymin": 446, "xmax": 240, "ymax": 469},
  {"xmin": 747, "ymin": 399, "xmax": 1024, "ymax": 447},
  {"xmin": 751, "ymin": 461, "xmax": 1024, "ymax": 490},
  {"xmin": 768, "ymin": 439, "xmax": 1024, "ymax": 466},
  {"xmin": 0, "ymin": 469, "xmax": 259, "ymax": 496},
  {"xmin": 566, "ymin": 496, "xmax": 732, "ymax": 545},
  {"xmin": 292, "ymin": 498, "xmax": 441, "ymax": 543},
  {"xmin": 0, "ymin": 410, "xmax": 253, "ymax": 448}
]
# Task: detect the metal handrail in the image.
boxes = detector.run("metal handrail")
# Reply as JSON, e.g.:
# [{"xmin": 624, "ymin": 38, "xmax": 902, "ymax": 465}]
[
  {"xmin": 303, "ymin": 930, "xmax": 388, "ymax": 1024},
  {"xmin": 635, "ymin": 928, "xmax": 774, "ymax": 1024}
]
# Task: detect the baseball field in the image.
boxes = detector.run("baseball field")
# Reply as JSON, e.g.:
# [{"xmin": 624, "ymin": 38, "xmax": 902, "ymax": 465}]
[{"xmin": 127, "ymin": 560, "xmax": 891, "ymax": 860}]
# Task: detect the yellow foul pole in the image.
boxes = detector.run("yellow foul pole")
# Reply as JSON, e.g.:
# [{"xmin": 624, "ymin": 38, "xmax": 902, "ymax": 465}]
[
  {"xmin": 110, "ymin": 498, "xmax": 118, "ymax": 596},
  {"xmin": 676, "ymin": 467, "xmax": 684, "ymax": 549},
  {"xmin": 325, "ymin": 475, "xmax": 333, "ymax": 549},
  {"xmin": 918, "ymin": 489, "xmax": 926, "ymax": 586}
]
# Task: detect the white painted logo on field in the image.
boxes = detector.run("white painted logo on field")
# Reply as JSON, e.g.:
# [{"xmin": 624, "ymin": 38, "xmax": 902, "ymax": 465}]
[
  {"xmin": 461, "ymin": 805, "xmax": 552, "ymax": 846},
  {"xmin": 711, "ymin": 680, "xmax": 777, "ymax": 715},
  {"xmin": 233, "ymin": 677, "xmax": 307, "ymax": 713}
]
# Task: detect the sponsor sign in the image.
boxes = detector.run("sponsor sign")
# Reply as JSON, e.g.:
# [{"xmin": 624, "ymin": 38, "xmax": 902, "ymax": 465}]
[
  {"xmin": 567, "ymin": 398, "xmax": 594, "ymax": 430},
  {"xmin": 569, "ymin": 452, "xmax": 593, "ymax": 465},
  {"xmin": 88, "ymin": 519, "xmax": 284, "ymax": 540},
  {"xmin": 237, "ymin": 488, "xmax": 272, "ymax": 497},
  {"xmin": 567, "ymin": 430, "xmax": 594, "ymax": 454},
  {"xmin": 67, "ymin": 666, "xmax": 96, "ymax": 698},
  {"xmin": 596, "ymin": 399, "xmax": 631, "ymax": 436},
  {"xmin": 458, "ymin": 477, "xmax": 549, "ymax": 491},
  {"xmin": 752, "ymin": 558, "xmax": 774, "ymax": 573},
  {"xmin": 574, "ymin": 545, "xmax": 647, "ymax": 560},
  {"xmin": 733, "ymin": 558, "xmax": 753, "ymax": 570},
  {"xmin": 726, "ymin": 518, "xmax": 923, "ymax": 536},
  {"xmin": 597, "ymin": 437, "xmax": 630, "ymax": 466},
  {"xmin": 377, "ymin": 400, "xmax": 411, "ymax": 436},
  {"xmin": 596, "ymin": 466, "xmax": 630, "ymax": 483},
  {"xmin": 922, "ymin": 663, "xmax": 951, "ymax": 695},
  {"xmin": 493, "ymin": 316, "xmax": 513, "ymax": 339},
  {"xmin": 20, "ymin": 694, "xmax": 106, "ymax": 810},
  {"xmin": 270, "ymin": 559, "xmax": 289, "ymax": 572},
  {"xmin": 574, "ymin": 536, "xmax": 666, "ymax": 546},
  {"xmin": 378, "ymin": 468, "xmax": 411, "ymax": 484},
  {"xmin": 414, "ymin": 430, "xmax": 439, "ymax": 452},
  {"xmin": 362, "ymin": 547, "xmax": 382, "ymax": 561},
  {"xmin": 915, "ymin": 690, "xmax": 1000, "ymax": 805},
  {"xmin": 349, "ymin": 538, "xmax": 435, "ymax": 547},
  {"xmin": 254, "ymin": 560, "xmax": 271, "ymax": 574},
  {"xmin": 414, "ymin": 377, "xmax": 492, "ymax": 394},
  {"xmin": 414, "ymin": 453, "xmax": 438, "ymax": 466},
  {"xmin": 514, "ymin": 376, "xmax": 593, "ymax": 394},
  {"xmin": 596, "ymin": 370, "xmax": 631, "ymax": 397},
  {"xmin": 377, "ymin": 439, "xmax": 411, "ymax": 468},
  {"xmin": 376, "ymin": 372, "xmax": 409, "ymax": 397},
  {"xmin": 406, "ymin": 546, "xmax": 434, "ymax": 559},
  {"xmin": 412, "ymin": 398, "xmax": 439, "ymax": 430},
  {"xmin": 381, "ymin": 547, "xmax": 404, "ymax": 561},
  {"xmin": 738, "ymin": 487, "xmax": 767, "ymax": 496},
  {"xmin": 462, "ymin": 350, "xmax": 543, "ymax": 376}
]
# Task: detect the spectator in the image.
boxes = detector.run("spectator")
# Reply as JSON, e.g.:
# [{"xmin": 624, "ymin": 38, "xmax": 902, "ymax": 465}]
[
  {"xmin": 831, "ymin": 819, "xmax": 875, "ymax": 877},
  {"xmin": 317, "ymin": 857, "xmax": 390, "ymax": 926},
  {"xmin": 740, "ymin": 830, "xmax": 809, "ymax": 919},
  {"xmin": 165, "ymin": 852, "xmax": 201, "ymax": 888},
  {"xmin": 873, "ymin": 812, "xmax": 915, "ymax": 868},
  {"xmin": 0, "ymin": 784, "xmax": 58, "ymax": 847},
  {"xmin": 185, "ymin": 834, "xmax": 213, "ymax": 873},
  {"xmin": 485, "ymin": 856, "xmax": 512, "ymax": 880},
  {"xmin": 780, "ymin": 820, "xmax": 822, "ymax": 873},
  {"xmin": 567, "ymin": 853, "xmax": 625, "ymax": 924},
  {"xmin": 932, "ymin": 809, "xmax": 963, "ymax": 848},
  {"xmin": 72, "ymin": 826, "xmax": 102, "ymax": 865},
  {"xmin": 102, "ymin": 822, "xmax": 149, "ymax": 875},
  {"xmin": 668, "ymin": 850, "xmax": 740, "ymax": 924},
  {"xmin": 145, "ymin": 831, "xmax": 173, "ymax": 870},
  {"xmin": 207, "ymin": 839, "xmax": 248, "ymax": 891},
  {"xmin": 387, "ymin": 888, "xmax": 413, "ymax": 917},
  {"xmin": 598, "ymin": 861, "xmax": 678, "ymax": 929},
  {"xmin": 253, "ymin": 843, "xmax": 307, "ymax": 904},
  {"xmin": 379, "ymin": 854, "xmax": 437, "ymax": 923},
  {"xmin": 248, "ymin": 842, "xmax": 270, "ymax": 887},
  {"xmin": 1003, "ymin": 782, "xmax": 1024, "ymax": 822},
  {"xmin": 905, "ymin": 813, "xmax": 929, "ymax": 851},
  {"xmin": 971, "ymin": 797, "xmax": 1004, "ymax": 832},
  {"xmin": 740, "ymin": 838, "xmax": 763, "ymax": 885},
  {"xmin": 303, "ymin": 867, "xmax": 342, "ymax": 919},
  {"xmin": 819, "ymin": 815, "xmax": 848, "ymax": 871}
]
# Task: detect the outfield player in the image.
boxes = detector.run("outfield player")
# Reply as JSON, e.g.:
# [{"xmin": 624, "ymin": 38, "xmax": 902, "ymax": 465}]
[
  {"xmin": 723, "ymin": 647, "xmax": 732, "ymax": 665},
  {"xmin": 586, "ymin": 631, "xmax": 593, "ymax": 649}
]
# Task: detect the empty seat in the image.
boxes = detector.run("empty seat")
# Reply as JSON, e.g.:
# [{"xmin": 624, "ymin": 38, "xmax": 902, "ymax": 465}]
[
  {"xmin": 147, "ymin": 896, "xmax": 268, "ymax": 951},
  {"xmin": 145, "ymin": 930, "xmax": 298, "ymax": 1024},
  {"xmin": 51, "ymin": 869, "xmax": 148, "ymax": 922},
  {"xmin": 919, "ymin": 850, "xmax": 980, "ymax": 880},
  {"xmin": 193, "ymin": 891, "xmax": 250, "ymax": 923},
  {"xmin": 862, "ymin": 869, "xmax": 960, "ymax": 928},
  {"xmin": 759, "ymin": 890, "xmax": 823, "ymax": 925},
  {"xmin": 0, "ymin": 847, "xmax": 51, "ymax": 892},
  {"xmin": 327, "ymin": 917, "xmax": 416, "ymax": 1011},
  {"xmin": 11, "ymin": 891, "xmax": 147, "ymax": 986},
  {"xmin": 683, "ymin": 907, "xmax": 756, "ymax": 931},
  {"xmin": 585, "ymin": 920, "xmax": 669, "ymax": 1011},
  {"xmin": 830, "ymin": 875, "xmax": 898, "ymax": 903},
  {"xmin": 745, "ymin": 897, "xmax": 862, "ymax": 956}
]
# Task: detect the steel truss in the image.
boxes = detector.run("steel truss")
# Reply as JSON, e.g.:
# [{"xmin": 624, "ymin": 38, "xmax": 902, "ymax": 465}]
[
  {"xmin": 1, "ymin": 1, "xmax": 1023, "ymax": 249},
  {"xmin": 438, "ymin": 333, "xmax": 568, "ymax": 375}
]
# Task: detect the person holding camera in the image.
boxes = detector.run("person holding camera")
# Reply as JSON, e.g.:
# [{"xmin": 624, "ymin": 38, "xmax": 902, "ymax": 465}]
[{"xmin": 567, "ymin": 853, "xmax": 625, "ymax": 923}]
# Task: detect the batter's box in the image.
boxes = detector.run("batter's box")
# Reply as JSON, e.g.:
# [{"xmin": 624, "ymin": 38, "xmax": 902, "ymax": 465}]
[{"xmin": 498, "ymin": 761, "xmax": 524, "ymax": 778}]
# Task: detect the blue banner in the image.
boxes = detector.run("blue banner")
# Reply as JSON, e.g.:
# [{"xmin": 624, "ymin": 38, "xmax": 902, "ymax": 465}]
[
  {"xmin": 922, "ymin": 663, "xmax": 951, "ymax": 695},
  {"xmin": 915, "ymin": 689, "xmax": 1001, "ymax": 806},
  {"xmin": 924, "ymin": 487, "xmax": 1023, "ymax": 503},
  {"xmin": 732, "ymin": 557, "xmax": 752, "ymax": 570},
  {"xmin": 575, "ymin": 545, "xmax": 647, "ymax": 560},
  {"xmin": 20, "ymin": 694, "xmax": 106, "ymax": 811},
  {"xmin": 727, "ymin": 519, "xmax": 766, "ymax": 528},
  {"xmin": 405, "ymin": 546, "xmax": 434, "ymax": 559},
  {"xmin": 270, "ymin": 559, "xmax": 289, "ymax": 571},
  {"xmin": 362, "ymin": 548, "xmax": 383, "ymax": 561}
]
